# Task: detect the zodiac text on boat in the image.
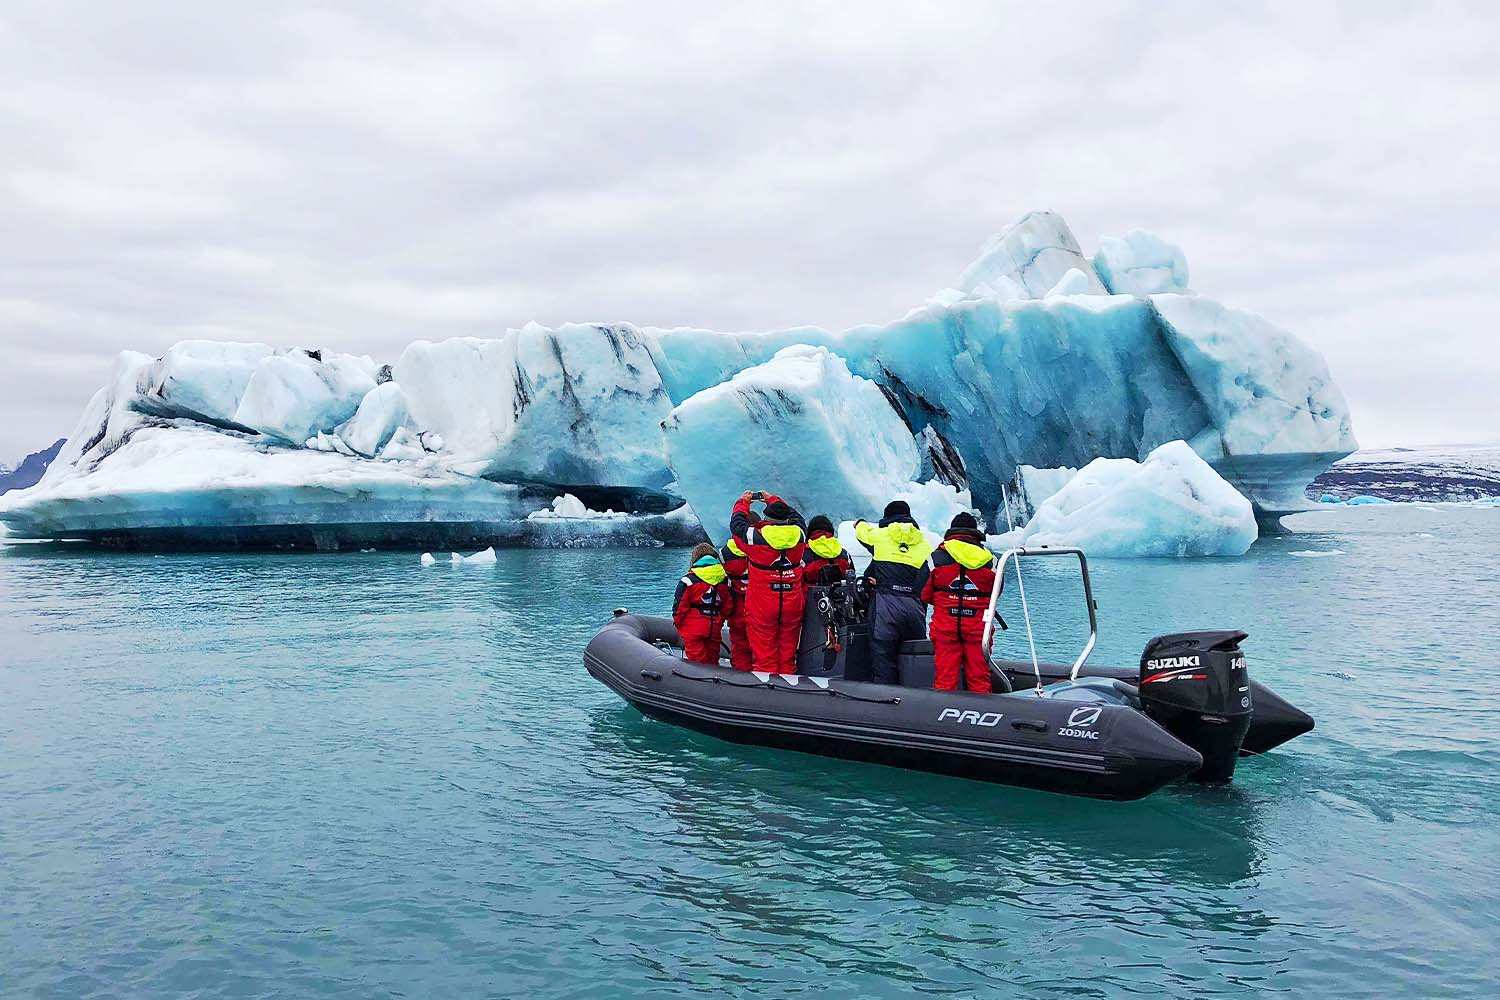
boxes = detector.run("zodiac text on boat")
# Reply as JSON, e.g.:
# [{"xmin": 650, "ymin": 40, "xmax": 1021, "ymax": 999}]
[{"xmin": 1058, "ymin": 706, "xmax": 1103, "ymax": 739}]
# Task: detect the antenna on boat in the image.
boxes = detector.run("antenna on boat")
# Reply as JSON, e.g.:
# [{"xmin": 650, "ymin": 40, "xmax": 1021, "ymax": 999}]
[{"xmin": 998, "ymin": 484, "xmax": 1044, "ymax": 694}]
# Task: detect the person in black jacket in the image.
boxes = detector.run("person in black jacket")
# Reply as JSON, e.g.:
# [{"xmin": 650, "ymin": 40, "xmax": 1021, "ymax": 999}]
[{"xmin": 850, "ymin": 500, "xmax": 933, "ymax": 684}]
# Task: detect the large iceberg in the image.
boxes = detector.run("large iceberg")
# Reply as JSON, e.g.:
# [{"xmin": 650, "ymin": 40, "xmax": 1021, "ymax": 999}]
[
  {"xmin": 645, "ymin": 214, "xmax": 1352, "ymax": 525},
  {"xmin": 1, "ymin": 210, "xmax": 1356, "ymax": 550},
  {"xmin": 994, "ymin": 441, "xmax": 1258, "ymax": 557},
  {"xmin": 0, "ymin": 348, "xmax": 698, "ymax": 550}
]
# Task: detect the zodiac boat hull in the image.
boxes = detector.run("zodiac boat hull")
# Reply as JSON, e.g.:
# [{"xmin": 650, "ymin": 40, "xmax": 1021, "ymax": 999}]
[{"xmin": 585, "ymin": 615, "xmax": 1205, "ymax": 801}]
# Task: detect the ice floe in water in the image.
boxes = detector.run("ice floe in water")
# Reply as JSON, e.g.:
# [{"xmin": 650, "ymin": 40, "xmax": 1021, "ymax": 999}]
[
  {"xmin": 992, "ymin": 441, "xmax": 1257, "ymax": 557},
  {"xmin": 420, "ymin": 552, "xmax": 437, "ymax": 567},
  {"xmin": 525, "ymin": 494, "xmax": 623, "ymax": 520},
  {"xmin": 1290, "ymin": 549, "xmax": 1344, "ymax": 558},
  {"xmin": 451, "ymin": 547, "xmax": 497, "ymax": 565}
]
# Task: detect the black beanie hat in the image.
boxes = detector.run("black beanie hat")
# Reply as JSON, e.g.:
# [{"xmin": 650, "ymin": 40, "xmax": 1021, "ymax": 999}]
[
  {"xmin": 808, "ymin": 514, "xmax": 835, "ymax": 536},
  {"xmin": 882, "ymin": 500, "xmax": 912, "ymax": 521},
  {"xmin": 764, "ymin": 499, "xmax": 795, "ymax": 521},
  {"xmin": 948, "ymin": 511, "xmax": 980, "ymax": 535}
]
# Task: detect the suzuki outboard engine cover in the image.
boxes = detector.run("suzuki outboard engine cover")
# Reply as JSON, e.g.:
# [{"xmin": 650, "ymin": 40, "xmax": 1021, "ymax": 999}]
[{"xmin": 1139, "ymin": 630, "xmax": 1253, "ymax": 782}]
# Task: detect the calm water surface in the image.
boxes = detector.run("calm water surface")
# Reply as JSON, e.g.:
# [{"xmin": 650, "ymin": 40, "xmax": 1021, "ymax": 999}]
[{"xmin": 3, "ymin": 506, "xmax": 1498, "ymax": 998}]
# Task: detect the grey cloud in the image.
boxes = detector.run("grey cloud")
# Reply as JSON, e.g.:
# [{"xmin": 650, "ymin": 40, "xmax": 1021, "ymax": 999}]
[{"xmin": 2, "ymin": 0, "xmax": 1497, "ymax": 458}]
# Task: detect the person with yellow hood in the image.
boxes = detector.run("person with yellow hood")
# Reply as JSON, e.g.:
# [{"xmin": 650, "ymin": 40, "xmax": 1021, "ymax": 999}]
[
  {"xmin": 729, "ymin": 490, "xmax": 809, "ymax": 675},
  {"xmin": 919, "ymin": 512, "xmax": 997, "ymax": 693},
  {"xmin": 852, "ymin": 500, "xmax": 933, "ymax": 684},
  {"xmin": 672, "ymin": 542, "xmax": 734, "ymax": 665},
  {"xmin": 801, "ymin": 514, "xmax": 853, "ymax": 585}
]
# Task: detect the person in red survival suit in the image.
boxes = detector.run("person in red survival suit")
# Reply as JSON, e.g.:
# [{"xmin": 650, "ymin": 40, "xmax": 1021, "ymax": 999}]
[
  {"xmin": 719, "ymin": 535, "xmax": 754, "ymax": 671},
  {"xmin": 801, "ymin": 514, "xmax": 854, "ymax": 585},
  {"xmin": 673, "ymin": 543, "xmax": 735, "ymax": 665},
  {"xmin": 919, "ymin": 512, "xmax": 997, "ymax": 693},
  {"xmin": 729, "ymin": 490, "xmax": 808, "ymax": 675}
]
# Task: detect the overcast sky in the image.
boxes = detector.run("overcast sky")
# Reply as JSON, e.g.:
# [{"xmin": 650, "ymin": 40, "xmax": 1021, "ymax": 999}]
[{"xmin": 2, "ymin": 0, "xmax": 1496, "ymax": 460}]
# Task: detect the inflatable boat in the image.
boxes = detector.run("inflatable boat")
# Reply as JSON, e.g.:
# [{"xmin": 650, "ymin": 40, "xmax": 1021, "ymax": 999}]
[{"xmin": 583, "ymin": 547, "xmax": 1314, "ymax": 801}]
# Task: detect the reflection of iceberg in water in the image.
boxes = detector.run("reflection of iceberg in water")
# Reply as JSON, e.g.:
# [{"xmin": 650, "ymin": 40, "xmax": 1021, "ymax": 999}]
[{"xmin": 584, "ymin": 708, "xmax": 1267, "ymax": 910}]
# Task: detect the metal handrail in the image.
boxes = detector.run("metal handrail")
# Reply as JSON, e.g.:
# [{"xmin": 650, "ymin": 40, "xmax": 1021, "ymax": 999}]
[{"xmin": 980, "ymin": 546, "xmax": 1099, "ymax": 683}]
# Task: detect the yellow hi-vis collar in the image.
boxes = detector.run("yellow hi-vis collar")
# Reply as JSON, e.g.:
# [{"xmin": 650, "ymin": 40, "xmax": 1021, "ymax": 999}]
[
  {"xmin": 726, "ymin": 538, "xmax": 745, "ymax": 558},
  {"xmin": 943, "ymin": 537, "xmax": 994, "ymax": 569},
  {"xmin": 691, "ymin": 562, "xmax": 727, "ymax": 585},
  {"xmin": 759, "ymin": 523, "xmax": 804, "ymax": 550},
  {"xmin": 808, "ymin": 535, "xmax": 844, "ymax": 560}
]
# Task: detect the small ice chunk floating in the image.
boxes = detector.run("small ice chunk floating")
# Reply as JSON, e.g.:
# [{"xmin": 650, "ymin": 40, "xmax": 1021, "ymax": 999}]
[{"xmin": 584, "ymin": 547, "xmax": 1313, "ymax": 801}]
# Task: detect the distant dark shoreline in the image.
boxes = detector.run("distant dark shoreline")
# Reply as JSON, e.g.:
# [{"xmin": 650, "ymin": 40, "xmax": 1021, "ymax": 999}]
[
  {"xmin": 1308, "ymin": 444, "xmax": 1500, "ymax": 503},
  {"xmin": 0, "ymin": 439, "xmax": 65, "ymax": 496}
]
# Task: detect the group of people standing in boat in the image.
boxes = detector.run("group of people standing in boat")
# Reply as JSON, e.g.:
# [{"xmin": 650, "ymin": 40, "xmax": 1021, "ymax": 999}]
[{"xmin": 671, "ymin": 490, "xmax": 998, "ymax": 693}]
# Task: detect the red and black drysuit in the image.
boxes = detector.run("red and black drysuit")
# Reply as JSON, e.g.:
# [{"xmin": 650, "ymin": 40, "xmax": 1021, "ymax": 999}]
[
  {"xmin": 673, "ymin": 567, "xmax": 734, "ymax": 665},
  {"xmin": 719, "ymin": 539, "xmax": 754, "ymax": 671},
  {"xmin": 729, "ymin": 493, "xmax": 808, "ymax": 675},
  {"xmin": 919, "ymin": 533, "xmax": 998, "ymax": 693}
]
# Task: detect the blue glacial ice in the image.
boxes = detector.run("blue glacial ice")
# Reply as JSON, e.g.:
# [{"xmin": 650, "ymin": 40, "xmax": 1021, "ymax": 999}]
[
  {"xmin": 992, "ymin": 441, "xmax": 1258, "ymax": 557},
  {"xmin": 662, "ymin": 346, "xmax": 970, "ymax": 543},
  {"xmin": 1093, "ymin": 229, "xmax": 1190, "ymax": 296},
  {"xmin": 648, "ymin": 292, "xmax": 1232, "ymax": 521},
  {"xmin": 394, "ymin": 322, "xmax": 672, "ymax": 486},
  {"xmin": 0, "ymin": 348, "xmax": 696, "ymax": 549},
  {"xmin": 0, "ymin": 210, "xmax": 1356, "ymax": 552}
]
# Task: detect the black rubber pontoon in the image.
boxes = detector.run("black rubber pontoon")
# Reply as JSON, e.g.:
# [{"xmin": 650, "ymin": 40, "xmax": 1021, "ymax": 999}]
[{"xmin": 585, "ymin": 613, "xmax": 1204, "ymax": 801}]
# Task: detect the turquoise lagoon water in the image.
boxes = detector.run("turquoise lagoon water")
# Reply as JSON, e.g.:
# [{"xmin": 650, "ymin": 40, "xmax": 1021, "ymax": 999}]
[{"xmin": 2, "ymin": 505, "xmax": 1497, "ymax": 998}]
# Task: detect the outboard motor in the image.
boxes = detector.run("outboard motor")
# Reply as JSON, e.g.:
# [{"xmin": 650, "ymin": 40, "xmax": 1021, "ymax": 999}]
[{"xmin": 1138, "ymin": 630, "xmax": 1253, "ymax": 782}]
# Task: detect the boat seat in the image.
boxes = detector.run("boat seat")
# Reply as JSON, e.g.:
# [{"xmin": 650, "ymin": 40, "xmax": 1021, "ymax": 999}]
[
  {"xmin": 1038, "ymin": 676, "xmax": 1139, "ymax": 707},
  {"xmin": 896, "ymin": 639, "xmax": 1012, "ymax": 693}
]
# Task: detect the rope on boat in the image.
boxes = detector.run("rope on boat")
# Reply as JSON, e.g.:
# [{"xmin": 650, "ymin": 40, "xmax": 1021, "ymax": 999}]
[{"xmin": 670, "ymin": 669, "xmax": 901, "ymax": 704}]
